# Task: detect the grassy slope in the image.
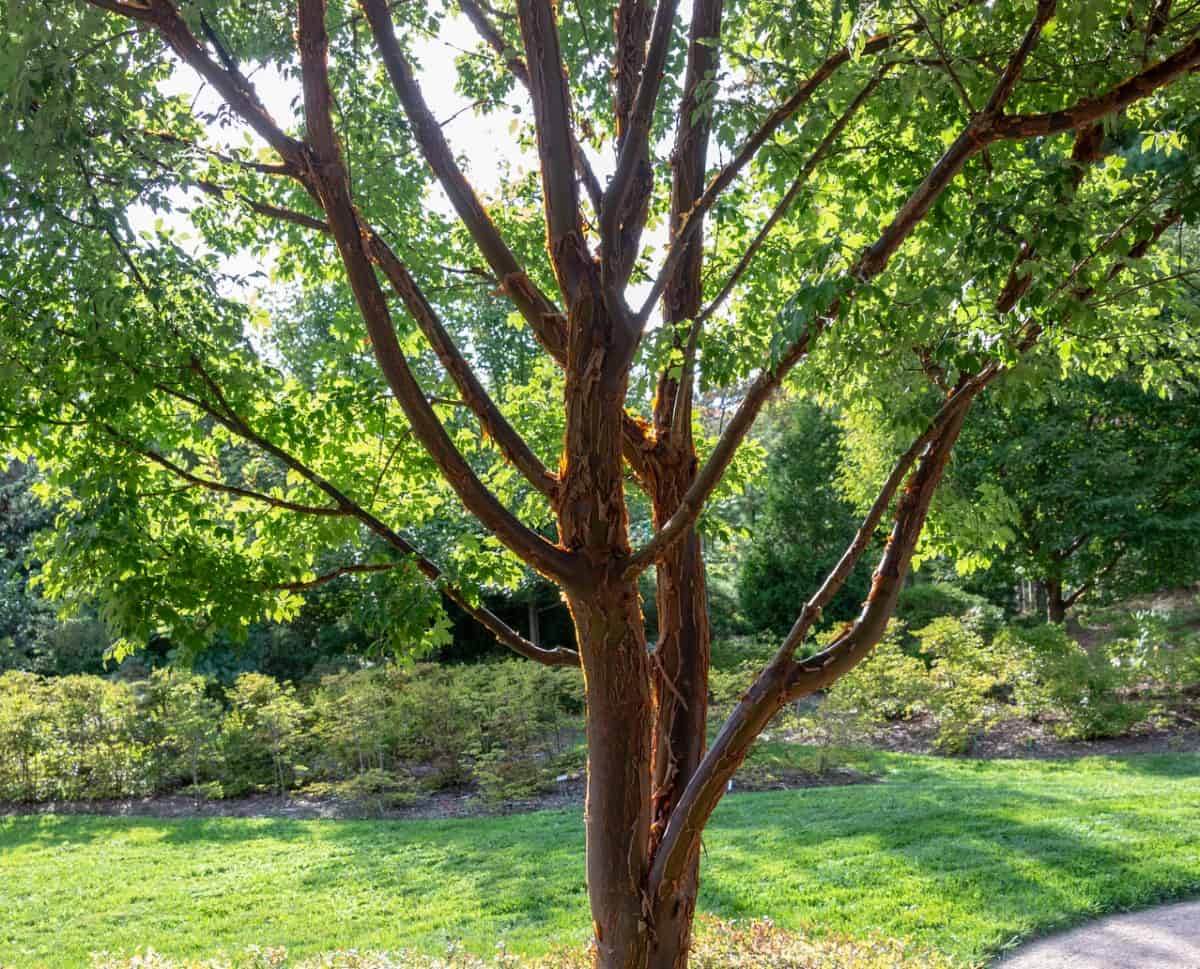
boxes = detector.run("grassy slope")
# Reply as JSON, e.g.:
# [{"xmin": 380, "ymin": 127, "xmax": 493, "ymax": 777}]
[{"xmin": 2, "ymin": 753, "xmax": 1199, "ymax": 968}]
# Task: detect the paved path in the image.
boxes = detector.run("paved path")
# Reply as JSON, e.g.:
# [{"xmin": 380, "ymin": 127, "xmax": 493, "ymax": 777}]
[{"xmin": 995, "ymin": 900, "xmax": 1200, "ymax": 968}]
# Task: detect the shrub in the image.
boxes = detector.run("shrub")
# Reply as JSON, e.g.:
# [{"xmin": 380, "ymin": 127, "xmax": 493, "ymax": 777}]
[
  {"xmin": 466, "ymin": 661, "xmax": 582, "ymax": 802},
  {"xmin": 389, "ymin": 664, "xmax": 482, "ymax": 789},
  {"xmin": 38, "ymin": 674, "xmax": 143, "ymax": 799},
  {"xmin": 916, "ymin": 618, "xmax": 1007, "ymax": 753},
  {"xmin": 307, "ymin": 667, "xmax": 399, "ymax": 778},
  {"xmin": 137, "ymin": 668, "xmax": 222, "ymax": 793},
  {"xmin": 1001, "ymin": 624, "xmax": 1147, "ymax": 740},
  {"xmin": 222, "ymin": 673, "xmax": 308, "ymax": 796},
  {"xmin": 896, "ymin": 583, "xmax": 1003, "ymax": 647},
  {"xmin": 819, "ymin": 618, "xmax": 1011, "ymax": 753},
  {"xmin": 709, "ymin": 635, "xmax": 776, "ymax": 672},
  {"xmin": 0, "ymin": 670, "xmax": 51, "ymax": 800},
  {"xmin": 823, "ymin": 624, "xmax": 930, "ymax": 725},
  {"xmin": 0, "ymin": 659, "xmax": 587, "ymax": 806},
  {"xmin": 303, "ymin": 767, "xmax": 419, "ymax": 815},
  {"xmin": 1105, "ymin": 610, "xmax": 1200, "ymax": 694}
]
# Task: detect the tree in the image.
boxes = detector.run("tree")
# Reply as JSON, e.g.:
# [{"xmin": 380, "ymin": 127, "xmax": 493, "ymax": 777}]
[
  {"xmin": 2, "ymin": 0, "xmax": 1199, "ymax": 965},
  {"xmin": 738, "ymin": 399, "xmax": 873, "ymax": 634},
  {"xmin": 0, "ymin": 461, "xmax": 115, "ymax": 674},
  {"xmin": 0, "ymin": 461, "xmax": 54, "ymax": 670},
  {"xmin": 928, "ymin": 373, "xmax": 1200, "ymax": 622}
]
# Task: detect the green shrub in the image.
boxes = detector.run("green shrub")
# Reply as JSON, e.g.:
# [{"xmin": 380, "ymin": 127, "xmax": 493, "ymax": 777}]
[
  {"xmin": 137, "ymin": 668, "xmax": 222, "ymax": 793},
  {"xmin": 389, "ymin": 664, "xmax": 481, "ymax": 788},
  {"xmin": 0, "ymin": 659, "xmax": 584, "ymax": 806},
  {"xmin": 303, "ymin": 768, "xmax": 418, "ymax": 815},
  {"xmin": 307, "ymin": 667, "xmax": 399, "ymax": 778},
  {"xmin": 0, "ymin": 670, "xmax": 51, "ymax": 800},
  {"xmin": 222, "ymin": 673, "xmax": 308, "ymax": 796},
  {"xmin": 1105, "ymin": 610, "xmax": 1200, "ymax": 694},
  {"xmin": 823, "ymin": 624, "xmax": 930, "ymax": 725},
  {"xmin": 466, "ymin": 661, "xmax": 581, "ymax": 802},
  {"xmin": 709, "ymin": 636, "xmax": 776, "ymax": 672},
  {"xmin": 39, "ymin": 674, "xmax": 143, "ymax": 799},
  {"xmin": 1001, "ymin": 624, "xmax": 1147, "ymax": 740},
  {"xmin": 820, "ymin": 618, "xmax": 1011, "ymax": 753},
  {"xmin": 917, "ymin": 618, "xmax": 1006, "ymax": 753},
  {"xmin": 896, "ymin": 583, "xmax": 1003, "ymax": 647}
]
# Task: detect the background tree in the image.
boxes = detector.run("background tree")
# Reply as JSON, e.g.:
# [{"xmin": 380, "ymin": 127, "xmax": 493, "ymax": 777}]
[
  {"xmin": 2, "ymin": 0, "xmax": 1199, "ymax": 965},
  {"xmin": 738, "ymin": 399, "xmax": 872, "ymax": 634},
  {"xmin": 927, "ymin": 372, "xmax": 1200, "ymax": 622},
  {"xmin": 0, "ymin": 461, "xmax": 54, "ymax": 670}
]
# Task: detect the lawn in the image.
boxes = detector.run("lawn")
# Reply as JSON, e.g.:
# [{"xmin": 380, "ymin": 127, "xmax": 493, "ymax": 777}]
[{"xmin": 2, "ymin": 752, "xmax": 1199, "ymax": 968}]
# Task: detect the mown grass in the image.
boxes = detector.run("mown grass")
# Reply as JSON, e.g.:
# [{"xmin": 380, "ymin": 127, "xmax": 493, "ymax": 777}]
[{"xmin": 2, "ymin": 752, "xmax": 1199, "ymax": 968}]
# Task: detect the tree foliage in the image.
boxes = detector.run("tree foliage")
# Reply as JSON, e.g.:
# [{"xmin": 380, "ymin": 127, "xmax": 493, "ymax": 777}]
[
  {"xmin": 738, "ymin": 400, "xmax": 872, "ymax": 634},
  {"xmin": 928, "ymin": 374, "xmax": 1200, "ymax": 619},
  {"xmin": 2, "ymin": 0, "xmax": 1199, "ymax": 963}
]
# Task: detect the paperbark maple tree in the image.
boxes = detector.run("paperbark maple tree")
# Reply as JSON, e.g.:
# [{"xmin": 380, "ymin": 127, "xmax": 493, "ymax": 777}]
[{"xmin": 1, "ymin": 0, "xmax": 1199, "ymax": 965}]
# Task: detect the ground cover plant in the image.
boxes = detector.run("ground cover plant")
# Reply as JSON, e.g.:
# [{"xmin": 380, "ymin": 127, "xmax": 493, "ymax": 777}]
[
  {"xmin": 3, "ymin": 0, "xmax": 1200, "ymax": 964},
  {"xmin": 3, "ymin": 753, "xmax": 1200, "ymax": 968},
  {"xmin": 83, "ymin": 919, "xmax": 961, "ymax": 969}
]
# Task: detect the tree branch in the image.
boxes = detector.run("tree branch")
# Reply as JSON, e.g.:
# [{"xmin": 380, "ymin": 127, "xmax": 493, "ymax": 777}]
[
  {"xmin": 1063, "ymin": 548, "xmax": 1126, "ymax": 610},
  {"xmin": 360, "ymin": 0, "xmax": 567, "ymax": 333},
  {"xmin": 456, "ymin": 0, "xmax": 603, "ymax": 212},
  {"xmin": 515, "ymin": 0, "xmax": 591, "ymax": 300},
  {"xmin": 365, "ymin": 231, "xmax": 561, "ymax": 499},
  {"xmin": 647, "ymin": 392, "xmax": 979, "ymax": 904},
  {"xmin": 602, "ymin": 0, "xmax": 681, "ymax": 283},
  {"xmin": 157, "ymin": 359, "xmax": 579, "ymax": 667},
  {"xmin": 638, "ymin": 26, "xmax": 912, "ymax": 321},
  {"xmin": 627, "ymin": 0, "xmax": 1199, "ymax": 573},
  {"xmin": 645, "ymin": 185, "xmax": 1192, "ymax": 828},
  {"xmin": 105, "ymin": 428, "xmax": 349, "ymax": 517},
  {"xmin": 86, "ymin": 0, "xmax": 305, "ymax": 164},
  {"xmin": 991, "ymin": 34, "xmax": 1200, "ymax": 140},
  {"xmin": 296, "ymin": 0, "xmax": 575, "ymax": 583},
  {"xmin": 656, "ymin": 0, "xmax": 725, "ymax": 437},
  {"xmin": 857, "ymin": 0, "xmax": 1058, "ymax": 279},
  {"xmin": 691, "ymin": 66, "xmax": 891, "ymax": 327},
  {"xmin": 270, "ymin": 562, "xmax": 397, "ymax": 591}
]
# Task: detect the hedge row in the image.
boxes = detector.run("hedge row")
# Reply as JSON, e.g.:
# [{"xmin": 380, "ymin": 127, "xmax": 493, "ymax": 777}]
[{"xmin": 0, "ymin": 661, "xmax": 583, "ymax": 805}]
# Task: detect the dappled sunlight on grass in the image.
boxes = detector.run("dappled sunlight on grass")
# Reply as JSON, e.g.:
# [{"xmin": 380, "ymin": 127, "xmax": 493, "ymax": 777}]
[{"xmin": 2, "ymin": 753, "xmax": 1199, "ymax": 968}]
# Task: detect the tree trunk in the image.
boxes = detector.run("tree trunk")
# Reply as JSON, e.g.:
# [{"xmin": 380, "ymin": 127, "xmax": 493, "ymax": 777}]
[
  {"xmin": 1046, "ymin": 577, "xmax": 1066, "ymax": 624},
  {"xmin": 528, "ymin": 593, "xmax": 541, "ymax": 646},
  {"xmin": 646, "ymin": 459, "xmax": 709, "ymax": 969},
  {"xmin": 569, "ymin": 584, "xmax": 654, "ymax": 969},
  {"xmin": 557, "ymin": 292, "xmax": 657, "ymax": 969}
]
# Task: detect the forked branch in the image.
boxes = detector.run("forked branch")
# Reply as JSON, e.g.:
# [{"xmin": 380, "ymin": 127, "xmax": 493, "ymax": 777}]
[
  {"xmin": 296, "ymin": 0, "xmax": 576, "ymax": 582},
  {"xmin": 360, "ymin": 0, "xmax": 567, "ymax": 331}
]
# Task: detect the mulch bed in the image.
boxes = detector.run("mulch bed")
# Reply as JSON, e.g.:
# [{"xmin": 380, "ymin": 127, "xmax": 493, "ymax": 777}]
[{"xmin": 0, "ymin": 764, "xmax": 876, "ymax": 822}]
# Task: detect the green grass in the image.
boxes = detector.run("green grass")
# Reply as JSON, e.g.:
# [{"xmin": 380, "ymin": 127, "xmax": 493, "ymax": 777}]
[{"xmin": 2, "ymin": 753, "xmax": 1199, "ymax": 968}]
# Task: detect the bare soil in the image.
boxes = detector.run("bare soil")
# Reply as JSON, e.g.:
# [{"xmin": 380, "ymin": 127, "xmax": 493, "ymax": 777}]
[{"xmin": 843, "ymin": 712, "xmax": 1200, "ymax": 759}]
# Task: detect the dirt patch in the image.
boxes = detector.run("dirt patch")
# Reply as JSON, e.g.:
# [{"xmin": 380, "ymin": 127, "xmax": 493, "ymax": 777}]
[{"xmin": 0, "ymin": 765, "xmax": 874, "ymax": 822}]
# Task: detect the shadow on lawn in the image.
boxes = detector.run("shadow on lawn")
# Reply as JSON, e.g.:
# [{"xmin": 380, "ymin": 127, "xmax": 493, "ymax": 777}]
[
  {"xmin": 2, "ymin": 758, "xmax": 1198, "ymax": 965},
  {"xmin": 701, "ymin": 768, "xmax": 1200, "ymax": 963}
]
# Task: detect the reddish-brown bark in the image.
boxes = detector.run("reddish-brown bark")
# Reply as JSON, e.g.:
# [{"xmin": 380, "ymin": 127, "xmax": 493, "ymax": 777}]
[{"xmin": 76, "ymin": 1, "xmax": 1200, "ymax": 965}]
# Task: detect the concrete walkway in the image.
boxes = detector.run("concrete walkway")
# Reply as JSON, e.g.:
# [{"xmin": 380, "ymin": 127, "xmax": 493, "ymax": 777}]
[{"xmin": 995, "ymin": 900, "xmax": 1200, "ymax": 968}]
